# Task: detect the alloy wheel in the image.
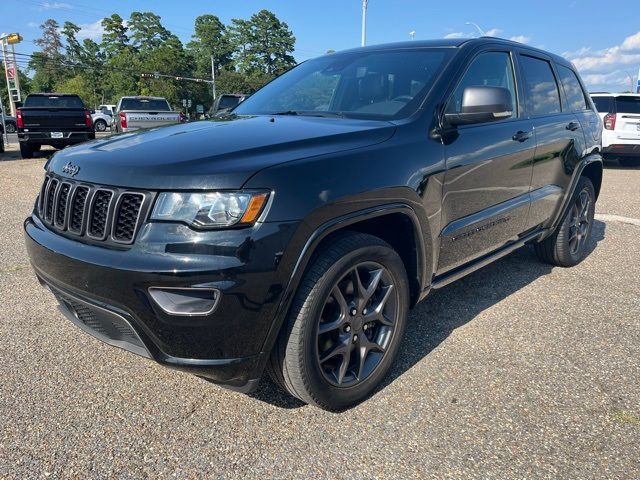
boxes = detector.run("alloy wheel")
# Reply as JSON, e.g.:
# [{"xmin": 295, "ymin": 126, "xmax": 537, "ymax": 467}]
[
  {"xmin": 315, "ymin": 261, "xmax": 398, "ymax": 387},
  {"xmin": 568, "ymin": 188, "xmax": 591, "ymax": 255}
]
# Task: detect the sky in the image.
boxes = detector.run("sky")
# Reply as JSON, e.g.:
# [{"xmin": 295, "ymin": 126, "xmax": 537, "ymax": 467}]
[{"xmin": 3, "ymin": 0, "xmax": 640, "ymax": 92}]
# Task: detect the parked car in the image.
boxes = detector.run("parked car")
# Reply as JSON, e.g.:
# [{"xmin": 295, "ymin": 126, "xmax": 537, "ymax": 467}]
[
  {"xmin": 210, "ymin": 94, "xmax": 247, "ymax": 117},
  {"xmin": 97, "ymin": 104, "xmax": 116, "ymax": 116},
  {"xmin": 112, "ymin": 96, "xmax": 181, "ymax": 133},
  {"xmin": 91, "ymin": 110, "xmax": 112, "ymax": 132},
  {"xmin": 591, "ymin": 92, "xmax": 640, "ymax": 166},
  {"xmin": 17, "ymin": 93, "xmax": 95, "ymax": 158},
  {"xmin": 0, "ymin": 107, "xmax": 17, "ymax": 133},
  {"xmin": 25, "ymin": 38, "xmax": 603, "ymax": 410}
]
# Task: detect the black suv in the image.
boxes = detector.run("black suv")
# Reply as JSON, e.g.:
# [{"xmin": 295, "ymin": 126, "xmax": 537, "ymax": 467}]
[{"xmin": 25, "ymin": 39, "xmax": 603, "ymax": 410}]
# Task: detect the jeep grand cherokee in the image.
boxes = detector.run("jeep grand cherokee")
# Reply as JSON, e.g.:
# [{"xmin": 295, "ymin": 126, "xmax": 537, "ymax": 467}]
[{"xmin": 25, "ymin": 38, "xmax": 603, "ymax": 410}]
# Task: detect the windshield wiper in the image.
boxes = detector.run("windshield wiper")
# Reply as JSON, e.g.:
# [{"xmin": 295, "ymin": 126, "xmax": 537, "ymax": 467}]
[{"xmin": 270, "ymin": 110, "xmax": 345, "ymax": 118}]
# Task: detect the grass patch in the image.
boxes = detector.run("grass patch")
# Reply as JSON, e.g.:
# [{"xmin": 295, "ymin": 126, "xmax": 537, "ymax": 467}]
[{"xmin": 612, "ymin": 410, "xmax": 640, "ymax": 427}]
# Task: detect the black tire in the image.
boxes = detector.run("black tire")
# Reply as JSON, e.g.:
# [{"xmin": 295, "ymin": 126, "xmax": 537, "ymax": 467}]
[
  {"xmin": 619, "ymin": 157, "xmax": 640, "ymax": 167},
  {"xmin": 268, "ymin": 232, "xmax": 409, "ymax": 410},
  {"xmin": 534, "ymin": 176, "xmax": 595, "ymax": 267},
  {"xmin": 0, "ymin": 136, "xmax": 4, "ymax": 153},
  {"xmin": 19, "ymin": 142, "xmax": 34, "ymax": 159},
  {"xmin": 5, "ymin": 122, "xmax": 16, "ymax": 134},
  {"xmin": 94, "ymin": 119, "xmax": 107, "ymax": 132}
]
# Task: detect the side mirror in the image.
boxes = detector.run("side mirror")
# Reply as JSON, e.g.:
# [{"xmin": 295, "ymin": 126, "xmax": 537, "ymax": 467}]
[{"xmin": 445, "ymin": 86, "xmax": 513, "ymax": 126}]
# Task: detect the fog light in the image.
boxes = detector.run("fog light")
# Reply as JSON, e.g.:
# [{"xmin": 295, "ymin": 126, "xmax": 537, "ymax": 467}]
[{"xmin": 148, "ymin": 287, "xmax": 220, "ymax": 316}]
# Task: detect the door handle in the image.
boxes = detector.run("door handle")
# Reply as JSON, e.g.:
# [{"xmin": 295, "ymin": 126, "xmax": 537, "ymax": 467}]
[
  {"xmin": 512, "ymin": 130, "xmax": 533, "ymax": 142},
  {"xmin": 566, "ymin": 121, "xmax": 581, "ymax": 131}
]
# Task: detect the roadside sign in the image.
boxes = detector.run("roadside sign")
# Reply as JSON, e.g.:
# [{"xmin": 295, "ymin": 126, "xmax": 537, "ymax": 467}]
[
  {"xmin": 6, "ymin": 65, "xmax": 15, "ymax": 80},
  {"xmin": 182, "ymin": 99, "xmax": 187, "ymax": 107},
  {"xmin": 196, "ymin": 104, "xmax": 204, "ymax": 114},
  {"xmin": 187, "ymin": 99, "xmax": 192, "ymax": 108}
]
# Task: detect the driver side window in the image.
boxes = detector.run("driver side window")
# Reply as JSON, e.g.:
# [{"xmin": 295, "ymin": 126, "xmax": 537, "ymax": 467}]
[{"xmin": 448, "ymin": 52, "xmax": 517, "ymax": 118}]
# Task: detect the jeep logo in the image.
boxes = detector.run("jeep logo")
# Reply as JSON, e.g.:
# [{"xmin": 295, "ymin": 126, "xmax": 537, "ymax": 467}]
[{"xmin": 61, "ymin": 162, "xmax": 80, "ymax": 177}]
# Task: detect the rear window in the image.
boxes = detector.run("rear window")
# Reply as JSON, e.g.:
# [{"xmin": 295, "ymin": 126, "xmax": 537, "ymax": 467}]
[
  {"xmin": 614, "ymin": 96, "xmax": 640, "ymax": 114},
  {"xmin": 591, "ymin": 96, "xmax": 612, "ymax": 113},
  {"xmin": 120, "ymin": 98, "xmax": 170, "ymax": 111},
  {"xmin": 519, "ymin": 55, "xmax": 561, "ymax": 116},
  {"xmin": 557, "ymin": 65, "xmax": 588, "ymax": 111},
  {"xmin": 24, "ymin": 95, "xmax": 85, "ymax": 108}
]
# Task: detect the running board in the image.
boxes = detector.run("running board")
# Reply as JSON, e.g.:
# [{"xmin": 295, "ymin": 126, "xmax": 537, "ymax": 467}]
[{"xmin": 430, "ymin": 229, "xmax": 547, "ymax": 290}]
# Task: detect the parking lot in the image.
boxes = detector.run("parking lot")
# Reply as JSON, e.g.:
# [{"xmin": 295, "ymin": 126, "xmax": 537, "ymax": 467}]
[{"xmin": 0, "ymin": 153, "xmax": 638, "ymax": 478}]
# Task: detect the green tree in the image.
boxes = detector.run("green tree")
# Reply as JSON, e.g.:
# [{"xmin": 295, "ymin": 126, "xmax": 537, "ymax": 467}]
[
  {"xmin": 101, "ymin": 14, "xmax": 129, "ymax": 58},
  {"xmin": 128, "ymin": 12, "xmax": 174, "ymax": 53},
  {"xmin": 55, "ymin": 75, "xmax": 99, "ymax": 108},
  {"xmin": 29, "ymin": 19, "xmax": 66, "ymax": 92},
  {"xmin": 229, "ymin": 10, "xmax": 296, "ymax": 76}
]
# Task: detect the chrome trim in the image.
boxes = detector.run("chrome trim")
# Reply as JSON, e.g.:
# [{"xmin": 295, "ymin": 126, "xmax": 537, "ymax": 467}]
[{"xmin": 148, "ymin": 287, "xmax": 221, "ymax": 317}]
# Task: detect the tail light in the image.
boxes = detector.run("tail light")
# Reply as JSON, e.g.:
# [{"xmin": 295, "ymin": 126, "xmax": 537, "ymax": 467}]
[
  {"xmin": 119, "ymin": 112, "xmax": 127, "ymax": 129},
  {"xmin": 604, "ymin": 113, "xmax": 616, "ymax": 130},
  {"xmin": 16, "ymin": 109, "xmax": 24, "ymax": 128},
  {"xmin": 84, "ymin": 109, "xmax": 93, "ymax": 128}
]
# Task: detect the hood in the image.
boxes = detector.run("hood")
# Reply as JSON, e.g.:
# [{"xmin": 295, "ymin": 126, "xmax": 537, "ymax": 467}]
[{"xmin": 47, "ymin": 115, "xmax": 396, "ymax": 189}]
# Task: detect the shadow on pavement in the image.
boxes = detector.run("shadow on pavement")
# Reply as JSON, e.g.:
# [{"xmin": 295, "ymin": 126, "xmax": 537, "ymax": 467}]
[{"xmin": 248, "ymin": 220, "xmax": 606, "ymax": 410}]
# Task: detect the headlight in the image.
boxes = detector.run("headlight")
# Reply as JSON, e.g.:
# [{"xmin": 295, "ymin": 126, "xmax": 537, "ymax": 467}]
[{"xmin": 151, "ymin": 191, "xmax": 269, "ymax": 228}]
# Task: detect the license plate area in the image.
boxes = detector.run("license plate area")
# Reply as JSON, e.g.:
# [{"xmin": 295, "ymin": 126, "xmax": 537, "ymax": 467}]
[{"xmin": 51, "ymin": 132, "xmax": 63, "ymax": 139}]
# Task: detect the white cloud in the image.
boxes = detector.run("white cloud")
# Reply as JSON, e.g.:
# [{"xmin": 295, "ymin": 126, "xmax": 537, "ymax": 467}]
[
  {"xmin": 444, "ymin": 32, "xmax": 466, "ymax": 39},
  {"xmin": 27, "ymin": 21, "xmax": 39, "ymax": 28},
  {"xmin": 76, "ymin": 20, "xmax": 105, "ymax": 40},
  {"xmin": 41, "ymin": 1, "xmax": 72, "ymax": 9},
  {"xmin": 564, "ymin": 31, "xmax": 640, "ymax": 91},
  {"xmin": 485, "ymin": 28, "xmax": 501, "ymax": 37},
  {"xmin": 509, "ymin": 35, "xmax": 531, "ymax": 44},
  {"xmin": 444, "ymin": 27, "xmax": 501, "ymax": 40}
]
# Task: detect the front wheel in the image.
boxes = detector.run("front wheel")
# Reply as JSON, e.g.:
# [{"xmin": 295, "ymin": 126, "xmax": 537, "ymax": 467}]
[
  {"xmin": 268, "ymin": 232, "xmax": 409, "ymax": 410},
  {"xmin": 534, "ymin": 176, "xmax": 595, "ymax": 267}
]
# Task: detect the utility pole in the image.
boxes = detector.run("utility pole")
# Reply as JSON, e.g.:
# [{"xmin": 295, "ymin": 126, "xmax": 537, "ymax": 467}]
[
  {"xmin": 0, "ymin": 33, "xmax": 23, "ymax": 117},
  {"xmin": 211, "ymin": 55, "xmax": 216, "ymax": 103},
  {"xmin": 361, "ymin": 0, "xmax": 369, "ymax": 47}
]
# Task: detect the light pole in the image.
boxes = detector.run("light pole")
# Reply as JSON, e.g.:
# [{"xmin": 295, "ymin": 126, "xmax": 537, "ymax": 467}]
[
  {"xmin": 361, "ymin": 0, "xmax": 369, "ymax": 47},
  {"xmin": 465, "ymin": 22, "xmax": 485, "ymax": 37},
  {"xmin": 409, "ymin": 30, "xmax": 416, "ymax": 40}
]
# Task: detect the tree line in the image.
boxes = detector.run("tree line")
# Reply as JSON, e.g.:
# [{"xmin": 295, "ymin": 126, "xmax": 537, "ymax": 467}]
[{"xmin": 2, "ymin": 9, "xmax": 297, "ymax": 112}]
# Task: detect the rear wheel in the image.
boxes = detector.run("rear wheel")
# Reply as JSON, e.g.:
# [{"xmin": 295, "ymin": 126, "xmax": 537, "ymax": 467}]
[
  {"xmin": 19, "ymin": 143, "xmax": 34, "ymax": 159},
  {"xmin": 534, "ymin": 176, "xmax": 595, "ymax": 267},
  {"xmin": 5, "ymin": 122, "xmax": 16, "ymax": 134},
  {"xmin": 268, "ymin": 232, "xmax": 409, "ymax": 410},
  {"xmin": 619, "ymin": 157, "xmax": 640, "ymax": 167},
  {"xmin": 94, "ymin": 119, "xmax": 107, "ymax": 132}
]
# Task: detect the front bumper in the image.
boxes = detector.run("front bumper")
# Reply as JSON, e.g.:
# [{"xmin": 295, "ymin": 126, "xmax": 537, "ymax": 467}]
[
  {"xmin": 18, "ymin": 130, "xmax": 95, "ymax": 146},
  {"xmin": 24, "ymin": 214, "xmax": 301, "ymax": 390}
]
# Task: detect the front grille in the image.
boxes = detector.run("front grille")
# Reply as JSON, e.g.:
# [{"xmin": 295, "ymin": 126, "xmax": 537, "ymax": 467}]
[
  {"xmin": 113, "ymin": 193, "xmax": 143, "ymax": 242},
  {"xmin": 87, "ymin": 190, "xmax": 113, "ymax": 239},
  {"xmin": 37, "ymin": 175, "xmax": 148, "ymax": 246},
  {"xmin": 54, "ymin": 183, "xmax": 71, "ymax": 227}
]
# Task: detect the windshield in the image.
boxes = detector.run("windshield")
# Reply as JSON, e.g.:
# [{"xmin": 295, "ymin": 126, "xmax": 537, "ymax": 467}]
[
  {"xmin": 120, "ymin": 98, "xmax": 171, "ymax": 111},
  {"xmin": 218, "ymin": 96, "xmax": 242, "ymax": 110},
  {"xmin": 24, "ymin": 95, "xmax": 85, "ymax": 108},
  {"xmin": 234, "ymin": 48, "xmax": 453, "ymax": 120}
]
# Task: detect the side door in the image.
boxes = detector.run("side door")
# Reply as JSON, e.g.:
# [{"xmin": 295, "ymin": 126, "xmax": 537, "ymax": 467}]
[
  {"xmin": 437, "ymin": 49, "xmax": 536, "ymax": 275},
  {"xmin": 517, "ymin": 53, "xmax": 586, "ymax": 230}
]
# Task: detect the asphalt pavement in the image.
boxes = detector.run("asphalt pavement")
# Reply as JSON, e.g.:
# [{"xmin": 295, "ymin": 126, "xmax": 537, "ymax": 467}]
[{"xmin": 0, "ymin": 155, "xmax": 638, "ymax": 479}]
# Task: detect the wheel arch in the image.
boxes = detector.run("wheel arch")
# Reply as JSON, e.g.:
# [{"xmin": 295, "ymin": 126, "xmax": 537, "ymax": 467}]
[{"xmin": 258, "ymin": 203, "xmax": 432, "ymax": 368}]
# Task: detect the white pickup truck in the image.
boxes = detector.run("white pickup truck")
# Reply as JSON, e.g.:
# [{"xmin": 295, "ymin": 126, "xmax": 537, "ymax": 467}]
[{"xmin": 112, "ymin": 96, "xmax": 182, "ymax": 133}]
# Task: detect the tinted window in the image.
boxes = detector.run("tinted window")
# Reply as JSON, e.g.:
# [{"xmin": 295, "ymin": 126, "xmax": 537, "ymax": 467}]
[
  {"xmin": 557, "ymin": 65, "xmax": 587, "ymax": 111},
  {"xmin": 24, "ymin": 95, "xmax": 85, "ymax": 108},
  {"xmin": 120, "ymin": 98, "xmax": 170, "ymax": 111},
  {"xmin": 614, "ymin": 96, "xmax": 640, "ymax": 114},
  {"xmin": 234, "ymin": 49, "xmax": 454, "ymax": 120},
  {"xmin": 591, "ymin": 96, "xmax": 612, "ymax": 113},
  {"xmin": 520, "ymin": 56, "xmax": 561, "ymax": 115},
  {"xmin": 448, "ymin": 51, "xmax": 517, "ymax": 118}
]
